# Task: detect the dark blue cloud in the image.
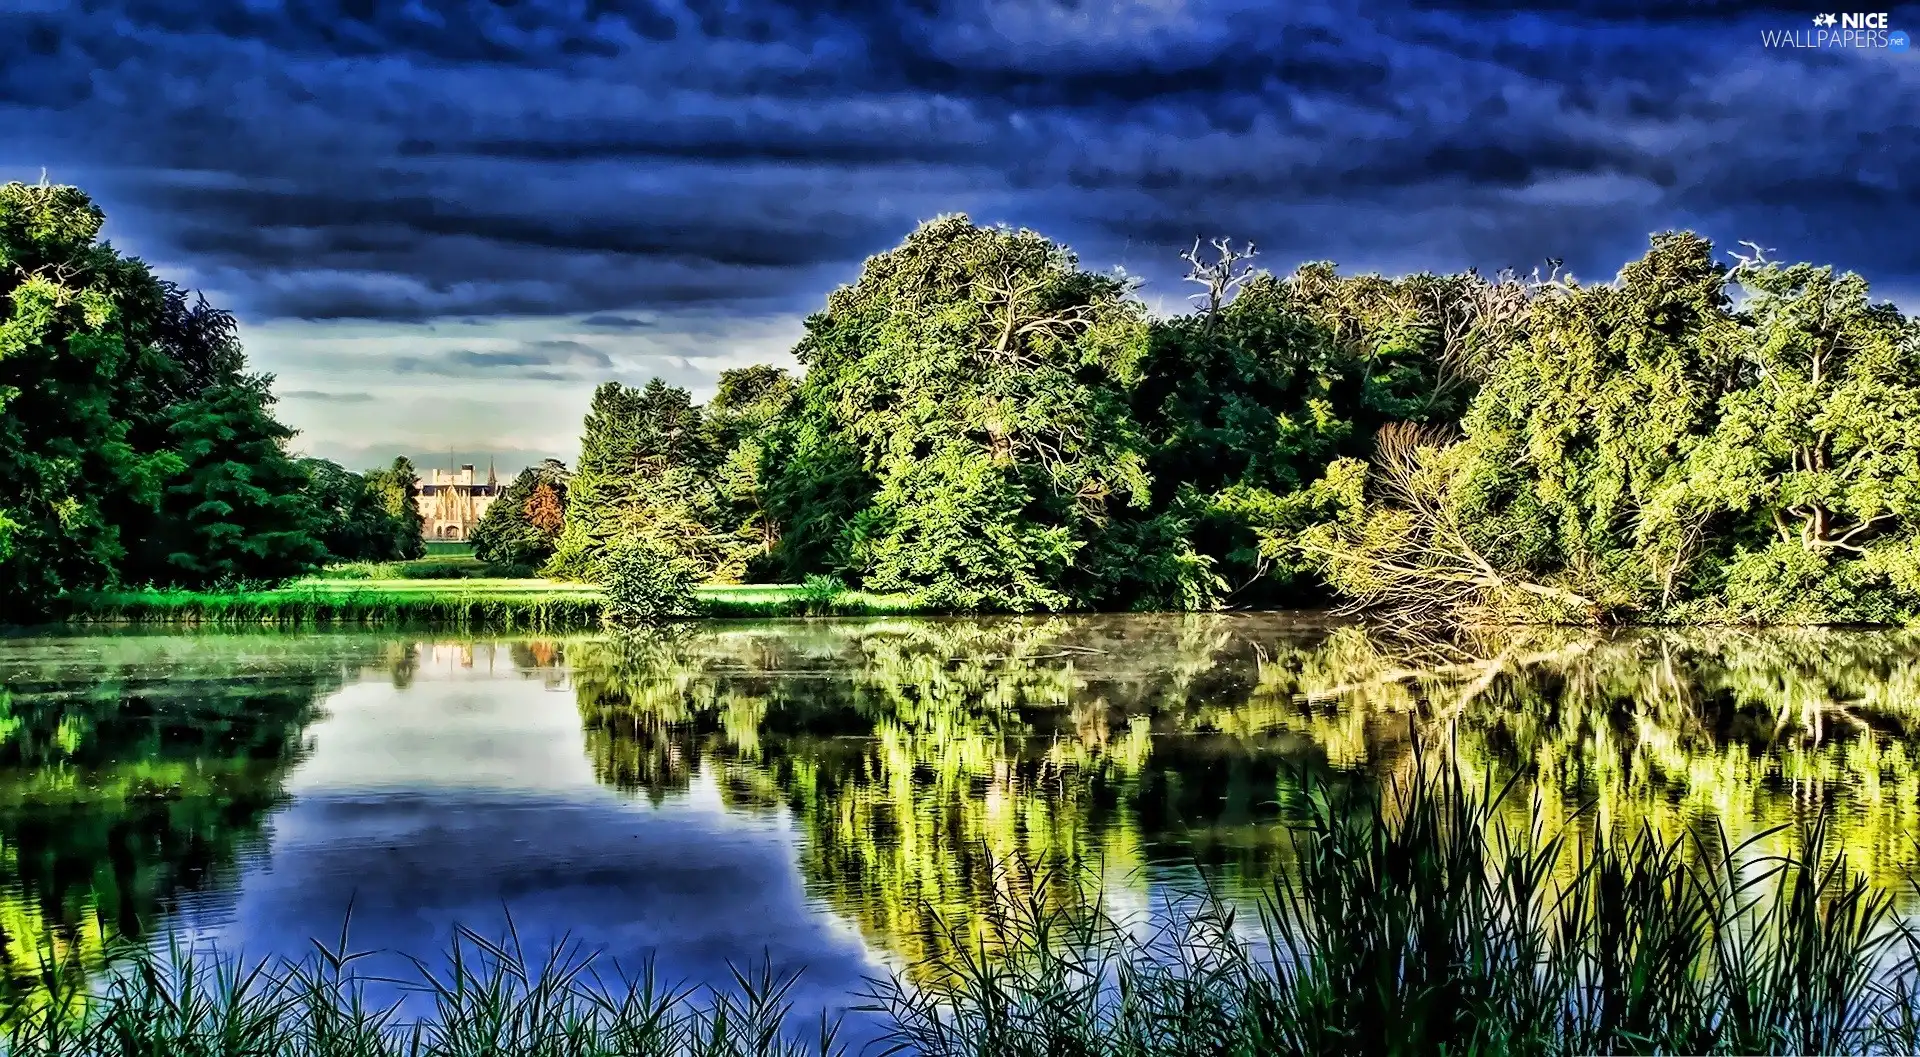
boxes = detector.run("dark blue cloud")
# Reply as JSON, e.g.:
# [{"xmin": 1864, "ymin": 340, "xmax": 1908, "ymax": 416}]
[
  {"xmin": 579, "ymin": 313, "xmax": 658, "ymax": 329},
  {"xmin": 391, "ymin": 338, "xmax": 616, "ymax": 377},
  {"xmin": 4, "ymin": 0, "xmax": 1917, "ymax": 323}
]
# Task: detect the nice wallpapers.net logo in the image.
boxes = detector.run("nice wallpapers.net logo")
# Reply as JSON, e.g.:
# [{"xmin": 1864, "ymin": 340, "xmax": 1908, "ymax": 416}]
[{"xmin": 1761, "ymin": 11, "xmax": 1910, "ymax": 49}]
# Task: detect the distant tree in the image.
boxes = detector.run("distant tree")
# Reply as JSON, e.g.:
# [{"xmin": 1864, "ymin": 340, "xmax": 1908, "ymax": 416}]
[
  {"xmin": 547, "ymin": 379, "xmax": 727, "ymax": 581},
  {"xmin": 301, "ymin": 457, "xmax": 429, "ymax": 563},
  {"xmin": 705, "ymin": 365, "xmax": 797, "ymax": 573},
  {"xmin": 525, "ymin": 482, "xmax": 565, "ymax": 535},
  {"xmin": 362, "ymin": 457, "xmax": 426, "ymax": 559},
  {"xmin": 472, "ymin": 458, "xmax": 570, "ymax": 570}
]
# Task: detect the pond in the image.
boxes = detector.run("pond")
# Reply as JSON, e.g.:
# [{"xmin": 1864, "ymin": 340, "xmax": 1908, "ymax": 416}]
[{"xmin": 2, "ymin": 616, "xmax": 1918, "ymax": 1041}]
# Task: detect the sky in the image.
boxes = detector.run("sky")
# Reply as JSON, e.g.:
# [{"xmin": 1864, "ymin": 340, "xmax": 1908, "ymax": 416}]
[{"xmin": 4, "ymin": 0, "xmax": 1918, "ymax": 473}]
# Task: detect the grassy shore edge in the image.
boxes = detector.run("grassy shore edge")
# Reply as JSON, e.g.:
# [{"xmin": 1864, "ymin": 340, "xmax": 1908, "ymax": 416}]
[{"xmin": 52, "ymin": 580, "xmax": 925, "ymax": 627}]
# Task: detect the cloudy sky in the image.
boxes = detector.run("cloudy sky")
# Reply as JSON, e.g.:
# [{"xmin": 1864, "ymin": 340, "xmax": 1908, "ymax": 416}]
[{"xmin": 4, "ymin": 0, "xmax": 1917, "ymax": 472}]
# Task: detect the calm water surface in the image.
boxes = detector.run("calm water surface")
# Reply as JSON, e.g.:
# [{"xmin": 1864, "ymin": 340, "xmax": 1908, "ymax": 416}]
[{"xmin": 2, "ymin": 616, "xmax": 1918, "ymax": 1036}]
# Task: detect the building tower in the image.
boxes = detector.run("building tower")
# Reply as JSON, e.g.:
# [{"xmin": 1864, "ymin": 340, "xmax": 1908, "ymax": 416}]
[{"xmin": 414, "ymin": 455, "xmax": 502, "ymax": 542}]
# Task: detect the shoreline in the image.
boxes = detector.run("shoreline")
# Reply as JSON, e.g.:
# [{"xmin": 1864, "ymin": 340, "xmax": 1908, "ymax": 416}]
[
  {"xmin": 20, "ymin": 575, "xmax": 1920, "ymax": 631},
  {"xmin": 43, "ymin": 580, "xmax": 923, "ymax": 628}
]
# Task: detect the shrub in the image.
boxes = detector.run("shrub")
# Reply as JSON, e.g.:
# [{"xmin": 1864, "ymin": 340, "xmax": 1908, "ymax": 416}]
[{"xmin": 600, "ymin": 537, "xmax": 701, "ymax": 625}]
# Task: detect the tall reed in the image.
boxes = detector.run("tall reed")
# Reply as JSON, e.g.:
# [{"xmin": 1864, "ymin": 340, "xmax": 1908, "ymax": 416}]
[
  {"xmin": 7, "ymin": 752, "xmax": 1919, "ymax": 1055},
  {"xmin": 6, "ymin": 921, "xmax": 841, "ymax": 1057},
  {"xmin": 862, "ymin": 751, "xmax": 1920, "ymax": 1056}
]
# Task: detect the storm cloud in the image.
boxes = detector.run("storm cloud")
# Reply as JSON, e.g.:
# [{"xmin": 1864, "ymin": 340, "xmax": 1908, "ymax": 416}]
[
  {"xmin": 390, "ymin": 339, "xmax": 618, "ymax": 379},
  {"xmin": 5, "ymin": 0, "xmax": 1915, "ymax": 464}
]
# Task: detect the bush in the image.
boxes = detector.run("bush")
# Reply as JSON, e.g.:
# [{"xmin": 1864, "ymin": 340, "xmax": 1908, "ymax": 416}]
[
  {"xmin": 600, "ymin": 538, "xmax": 701, "ymax": 625},
  {"xmin": 795, "ymin": 573, "xmax": 848, "ymax": 614}
]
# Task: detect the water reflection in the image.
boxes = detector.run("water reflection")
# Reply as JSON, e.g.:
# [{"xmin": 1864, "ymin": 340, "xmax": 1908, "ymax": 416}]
[
  {"xmin": 560, "ymin": 618, "xmax": 1920, "ymax": 980},
  {"xmin": 0, "ymin": 633, "xmax": 371, "ymax": 1009},
  {"xmin": 0, "ymin": 619, "xmax": 1916, "ymax": 1022}
]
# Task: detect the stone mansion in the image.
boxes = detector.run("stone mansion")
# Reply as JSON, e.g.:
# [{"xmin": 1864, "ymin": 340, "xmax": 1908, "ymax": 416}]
[{"xmin": 417, "ymin": 463, "xmax": 500, "ymax": 541}]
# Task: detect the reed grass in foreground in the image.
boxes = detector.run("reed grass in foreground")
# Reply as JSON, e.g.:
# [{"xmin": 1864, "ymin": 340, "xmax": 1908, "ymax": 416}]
[{"xmin": 8, "ymin": 754, "xmax": 1920, "ymax": 1055}]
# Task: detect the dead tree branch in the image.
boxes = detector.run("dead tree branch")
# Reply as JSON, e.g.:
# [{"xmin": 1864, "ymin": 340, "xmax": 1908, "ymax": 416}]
[{"xmin": 1180, "ymin": 236, "xmax": 1258, "ymax": 317}]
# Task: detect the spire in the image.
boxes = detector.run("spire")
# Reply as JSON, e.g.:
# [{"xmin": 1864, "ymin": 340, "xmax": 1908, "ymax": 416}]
[{"xmin": 488, "ymin": 457, "xmax": 497, "ymax": 488}]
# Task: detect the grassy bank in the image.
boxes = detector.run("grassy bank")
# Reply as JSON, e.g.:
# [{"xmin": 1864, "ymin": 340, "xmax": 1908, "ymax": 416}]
[
  {"xmin": 6, "ymin": 755, "xmax": 1920, "ymax": 1055},
  {"xmin": 59, "ymin": 578, "xmax": 921, "ymax": 628}
]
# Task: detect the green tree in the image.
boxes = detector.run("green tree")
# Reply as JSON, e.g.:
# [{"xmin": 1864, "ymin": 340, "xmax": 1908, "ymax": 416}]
[
  {"xmin": 1, "ymin": 180, "xmax": 322, "ymax": 608},
  {"xmin": 299, "ymin": 457, "xmax": 424, "ymax": 562},
  {"xmin": 704, "ymin": 365, "xmax": 797, "ymax": 574},
  {"xmin": 599, "ymin": 536, "xmax": 701, "ymax": 625},
  {"xmin": 1, "ymin": 182, "xmax": 169, "ymax": 601},
  {"xmin": 157, "ymin": 379, "xmax": 327, "ymax": 585},
  {"xmin": 1132, "ymin": 250, "xmax": 1518, "ymax": 604},
  {"xmin": 763, "ymin": 215, "xmax": 1206, "ymax": 610},
  {"xmin": 471, "ymin": 458, "xmax": 571, "ymax": 570},
  {"xmin": 548, "ymin": 379, "xmax": 742, "ymax": 581},
  {"xmin": 1689, "ymin": 258, "xmax": 1920, "ymax": 621},
  {"xmin": 362, "ymin": 456, "xmax": 427, "ymax": 560},
  {"xmin": 1292, "ymin": 233, "xmax": 1920, "ymax": 625}
]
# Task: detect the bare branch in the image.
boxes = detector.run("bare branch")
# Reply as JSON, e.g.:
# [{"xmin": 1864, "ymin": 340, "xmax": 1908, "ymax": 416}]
[{"xmin": 1180, "ymin": 236, "xmax": 1259, "ymax": 317}]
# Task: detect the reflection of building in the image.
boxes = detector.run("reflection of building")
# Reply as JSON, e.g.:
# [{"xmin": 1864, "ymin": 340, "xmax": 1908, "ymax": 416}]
[{"xmin": 417, "ymin": 463, "xmax": 500, "ymax": 541}]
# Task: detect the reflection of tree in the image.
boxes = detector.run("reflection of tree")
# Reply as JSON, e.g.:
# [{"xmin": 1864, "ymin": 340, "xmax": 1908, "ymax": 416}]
[
  {"xmin": 384, "ymin": 640, "xmax": 420, "ymax": 689},
  {"xmin": 1238, "ymin": 625, "xmax": 1920, "ymax": 891},
  {"xmin": 570, "ymin": 618, "xmax": 1328, "ymax": 977},
  {"xmin": 0, "ymin": 634, "xmax": 376, "ymax": 1012},
  {"xmin": 509, "ymin": 640, "xmax": 568, "ymax": 690},
  {"xmin": 570, "ymin": 618, "xmax": 1920, "ymax": 980}
]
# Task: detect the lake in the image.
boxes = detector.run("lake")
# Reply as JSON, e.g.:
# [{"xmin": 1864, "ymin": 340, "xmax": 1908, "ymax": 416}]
[{"xmin": 2, "ymin": 616, "xmax": 1918, "ymax": 1041}]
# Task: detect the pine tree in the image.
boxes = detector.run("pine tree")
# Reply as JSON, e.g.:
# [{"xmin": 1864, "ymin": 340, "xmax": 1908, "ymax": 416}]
[{"xmin": 159, "ymin": 378, "xmax": 327, "ymax": 585}]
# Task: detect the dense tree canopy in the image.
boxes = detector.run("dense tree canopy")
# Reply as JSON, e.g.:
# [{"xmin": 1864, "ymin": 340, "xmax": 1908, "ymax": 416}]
[
  {"xmin": 13, "ymin": 183, "xmax": 1917, "ymax": 626},
  {"xmin": 758, "ymin": 216, "xmax": 1207, "ymax": 611},
  {"xmin": 564, "ymin": 219, "xmax": 1920, "ymax": 624},
  {"xmin": 1, "ymin": 181, "xmax": 420, "ymax": 613},
  {"xmin": 1297, "ymin": 234, "xmax": 1920, "ymax": 624},
  {"xmin": 300, "ymin": 456, "xmax": 428, "ymax": 564}
]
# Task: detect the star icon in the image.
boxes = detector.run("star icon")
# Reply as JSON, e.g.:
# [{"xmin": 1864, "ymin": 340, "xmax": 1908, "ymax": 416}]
[{"xmin": 1813, "ymin": 12, "xmax": 1838, "ymax": 26}]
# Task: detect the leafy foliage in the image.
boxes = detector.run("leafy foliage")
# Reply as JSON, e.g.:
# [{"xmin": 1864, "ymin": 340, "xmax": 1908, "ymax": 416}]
[
  {"xmin": 557, "ymin": 221, "xmax": 1920, "ymax": 623},
  {"xmin": 758, "ymin": 215, "xmax": 1214, "ymax": 611},
  {"xmin": 18, "ymin": 178, "xmax": 1917, "ymax": 625},
  {"xmin": 0, "ymin": 181, "xmax": 357, "ymax": 608},
  {"xmin": 155, "ymin": 379, "xmax": 328, "ymax": 585},
  {"xmin": 0, "ymin": 181, "xmax": 433, "ymax": 613},
  {"xmin": 1295, "ymin": 234, "xmax": 1920, "ymax": 624},
  {"xmin": 1130, "ymin": 261, "xmax": 1518, "ymax": 604},
  {"xmin": 600, "ymin": 536, "xmax": 700, "ymax": 625},
  {"xmin": 358, "ymin": 457, "xmax": 426, "ymax": 561},
  {"xmin": 299, "ymin": 457, "xmax": 427, "ymax": 564},
  {"xmin": 470, "ymin": 458, "xmax": 571, "ymax": 570}
]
